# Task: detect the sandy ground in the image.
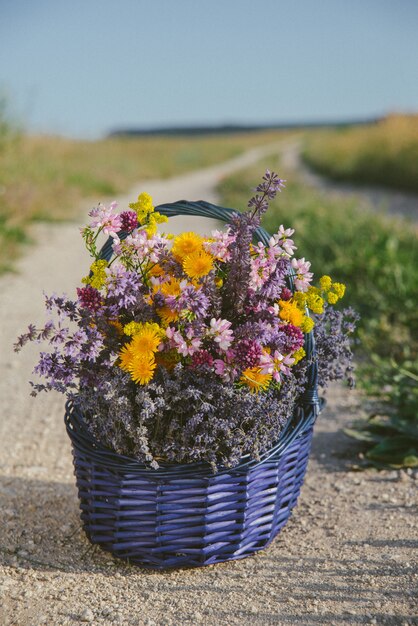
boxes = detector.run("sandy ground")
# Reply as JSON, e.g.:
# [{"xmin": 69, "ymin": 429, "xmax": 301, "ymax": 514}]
[{"xmin": 0, "ymin": 145, "xmax": 417, "ymax": 626}]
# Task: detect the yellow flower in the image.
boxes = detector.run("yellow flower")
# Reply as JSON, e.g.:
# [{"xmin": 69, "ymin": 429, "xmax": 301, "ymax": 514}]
[
  {"xmin": 125, "ymin": 321, "xmax": 164, "ymax": 339},
  {"xmin": 292, "ymin": 292, "xmax": 307, "ymax": 309},
  {"xmin": 240, "ymin": 368, "xmax": 272, "ymax": 394},
  {"xmin": 172, "ymin": 231, "xmax": 203, "ymax": 260},
  {"xmin": 292, "ymin": 347, "xmax": 306, "ymax": 364},
  {"xmin": 157, "ymin": 276, "xmax": 182, "ymax": 298},
  {"xmin": 333, "ymin": 282, "xmax": 346, "ymax": 298},
  {"xmin": 157, "ymin": 306, "xmax": 179, "ymax": 326},
  {"xmin": 327, "ymin": 292, "xmax": 339, "ymax": 305},
  {"xmin": 129, "ymin": 354, "xmax": 156, "ymax": 385},
  {"xmin": 319, "ymin": 275, "xmax": 332, "ymax": 291},
  {"xmin": 183, "ymin": 250, "xmax": 214, "ymax": 279},
  {"xmin": 123, "ymin": 321, "xmax": 143, "ymax": 337},
  {"xmin": 129, "ymin": 192, "xmax": 154, "ymax": 223},
  {"xmin": 108, "ymin": 319, "xmax": 124, "ymax": 335},
  {"xmin": 146, "ymin": 215, "xmax": 158, "ymax": 236},
  {"xmin": 82, "ymin": 259, "xmax": 108, "ymax": 289},
  {"xmin": 278, "ymin": 300, "xmax": 304, "ymax": 327},
  {"xmin": 119, "ymin": 343, "xmax": 136, "ymax": 373},
  {"xmin": 300, "ymin": 316, "xmax": 315, "ymax": 333},
  {"xmin": 154, "ymin": 212, "xmax": 168, "ymax": 225},
  {"xmin": 215, "ymin": 276, "xmax": 224, "ymax": 289},
  {"xmin": 306, "ymin": 288, "xmax": 324, "ymax": 314},
  {"xmin": 118, "ymin": 326, "xmax": 161, "ymax": 385},
  {"xmin": 130, "ymin": 326, "xmax": 162, "ymax": 353},
  {"xmin": 149, "ymin": 263, "xmax": 164, "ymax": 277}
]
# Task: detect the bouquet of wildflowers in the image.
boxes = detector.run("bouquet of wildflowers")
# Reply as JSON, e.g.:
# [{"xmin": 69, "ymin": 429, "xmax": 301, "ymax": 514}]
[{"xmin": 16, "ymin": 171, "xmax": 357, "ymax": 469}]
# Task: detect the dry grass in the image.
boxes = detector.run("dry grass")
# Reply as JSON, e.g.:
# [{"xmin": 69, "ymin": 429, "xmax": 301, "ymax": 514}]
[{"xmin": 302, "ymin": 114, "xmax": 418, "ymax": 193}]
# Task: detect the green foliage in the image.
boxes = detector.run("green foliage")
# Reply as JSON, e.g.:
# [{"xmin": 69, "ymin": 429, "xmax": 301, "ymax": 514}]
[
  {"xmin": 218, "ymin": 157, "xmax": 418, "ymax": 469},
  {"xmin": 345, "ymin": 359, "xmax": 418, "ymax": 468}
]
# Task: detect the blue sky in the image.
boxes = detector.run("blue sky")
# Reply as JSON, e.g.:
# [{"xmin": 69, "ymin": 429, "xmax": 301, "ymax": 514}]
[{"xmin": 1, "ymin": 0, "xmax": 418, "ymax": 138}]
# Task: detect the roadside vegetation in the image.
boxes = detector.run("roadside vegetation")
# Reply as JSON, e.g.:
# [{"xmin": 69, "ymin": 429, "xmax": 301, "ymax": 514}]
[
  {"xmin": 219, "ymin": 157, "xmax": 418, "ymax": 469},
  {"xmin": 0, "ymin": 103, "xmax": 286, "ymax": 272},
  {"xmin": 302, "ymin": 114, "xmax": 418, "ymax": 194}
]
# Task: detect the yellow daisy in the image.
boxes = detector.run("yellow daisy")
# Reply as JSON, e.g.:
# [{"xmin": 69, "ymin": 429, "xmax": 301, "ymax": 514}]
[
  {"xmin": 157, "ymin": 276, "xmax": 182, "ymax": 298},
  {"xmin": 183, "ymin": 250, "xmax": 214, "ymax": 279},
  {"xmin": 171, "ymin": 231, "xmax": 203, "ymax": 260},
  {"xmin": 118, "ymin": 343, "xmax": 136, "ymax": 372},
  {"xmin": 240, "ymin": 368, "xmax": 272, "ymax": 394},
  {"xmin": 130, "ymin": 327, "xmax": 161, "ymax": 354},
  {"xmin": 129, "ymin": 354, "xmax": 156, "ymax": 385},
  {"xmin": 157, "ymin": 306, "xmax": 179, "ymax": 326}
]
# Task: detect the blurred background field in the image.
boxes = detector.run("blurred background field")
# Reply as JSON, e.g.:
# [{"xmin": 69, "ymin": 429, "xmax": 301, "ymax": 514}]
[
  {"xmin": 302, "ymin": 114, "xmax": 418, "ymax": 193},
  {"xmin": 0, "ymin": 102, "xmax": 286, "ymax": 272}
]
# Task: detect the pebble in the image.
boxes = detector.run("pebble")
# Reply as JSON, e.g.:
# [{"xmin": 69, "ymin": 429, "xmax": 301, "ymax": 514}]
[{"xmin": 80, "ymin": 608, "xmax": 94, "ymax": 622}]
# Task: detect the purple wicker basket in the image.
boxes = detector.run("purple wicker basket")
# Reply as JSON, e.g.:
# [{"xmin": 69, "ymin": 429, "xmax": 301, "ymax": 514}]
[{"xmin": 65, "ymin": 200, "xmax": 322, "ymax": 570}]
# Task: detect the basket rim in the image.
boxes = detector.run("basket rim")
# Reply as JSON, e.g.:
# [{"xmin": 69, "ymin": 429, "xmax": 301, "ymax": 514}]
[{"xmin": 65, "ymin": 397, "xmax": 323, "ymax": 478}]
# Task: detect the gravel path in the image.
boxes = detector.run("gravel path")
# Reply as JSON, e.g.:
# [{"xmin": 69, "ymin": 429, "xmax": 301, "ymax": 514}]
[{"xmin": 0, "ymin": 144, "xmax": 417, "ymax": 626}]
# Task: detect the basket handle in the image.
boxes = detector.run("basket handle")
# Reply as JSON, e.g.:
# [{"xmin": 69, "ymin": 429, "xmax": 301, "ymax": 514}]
[{"xmin": 97, "ymin": 199, "xmax": 320, "ymax": 414}]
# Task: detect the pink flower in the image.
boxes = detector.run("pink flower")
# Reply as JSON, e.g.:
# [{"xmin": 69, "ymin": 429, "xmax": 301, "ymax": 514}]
[
  {"xmin": 89, "ymin": 202, "xmax": 122, "ymax": 239},
  {"xmin": 214, "ymin": 359, "xmax": 226, "ymax": 376},
  {"xmin": 165, "ymin": 326, "xmax": 201, "ymax": 356},
  {"xmin": 260, "ymin": 351, "xmax": 295, "ymax": 382},
  {"xmin": 270, "ymin": 225, "xmax": 297, "ymax": 257},
  {"xmin": 120, "ymin": 231, "xmax": 169, "ymax": 263},
  {"xmin": 291, "ymin": 257, "xmax": 314, "ymax": 292},
  {"xmin": 204, "ymin": 228, "xmax": 236, "ymax": 262},
  {"xmin": 208, "ymin": 318, "xmax": 234, "ymax": 351}
]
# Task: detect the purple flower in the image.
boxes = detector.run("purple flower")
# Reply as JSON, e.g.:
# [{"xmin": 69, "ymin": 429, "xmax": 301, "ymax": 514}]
[
  {"xmin": 105, "ymin": 265, "xmax": 142, "ymax": 309},
  {"xmin": 234, "ymin": 338, "xmax": 262, "ymax": 369},
  {"xmin": 120, "ymin": 210, "xmax": 138, "ymax": 232},
  {"xmin": 282, "ymin": 324, "xmax": 304, "ymax": 353},
  {"xmin": 77, "ymin": 285, "xmax": 102, "ymax": 311},
  {"xmin": 191, "ymin": 350, "xmax": 214, "ymax": 369},
  {"xmin": 166, "ymin": 284, "xmax": 210, "ymax": 318}
]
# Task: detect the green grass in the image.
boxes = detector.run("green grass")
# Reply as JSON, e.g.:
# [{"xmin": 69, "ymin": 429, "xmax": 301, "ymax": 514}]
[
  {"xmin": 218, "ymin": 155, "xmax": 418, "ymax": 468},
  {"xmin": 0, "ymin": 107, "xmax": 288, "ymax": 271},
  {"xmin": 302, "ymin": 114, "xmax": 418, "ymax": 194}
]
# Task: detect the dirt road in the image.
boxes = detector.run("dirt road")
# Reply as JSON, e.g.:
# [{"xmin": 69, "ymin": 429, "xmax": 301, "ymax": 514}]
[{"xmin": 0, "ymin": 146, "xmax": 417, "ymax": 626}]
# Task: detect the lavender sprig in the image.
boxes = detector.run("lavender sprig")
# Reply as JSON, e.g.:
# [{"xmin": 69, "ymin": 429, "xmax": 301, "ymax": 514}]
[{"xmin": 223, "ymin": 170, "xmax": 285, "ymax": 316}]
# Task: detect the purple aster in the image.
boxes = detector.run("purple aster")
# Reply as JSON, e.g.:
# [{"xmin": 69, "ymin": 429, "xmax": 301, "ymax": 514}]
[
  {"xmin": 167, "ymin": 285, "xmax": 210, "ymax": 318},
  {"xmin": 105, "ymin": 266, "xmax": 142, "ymax": 309}
]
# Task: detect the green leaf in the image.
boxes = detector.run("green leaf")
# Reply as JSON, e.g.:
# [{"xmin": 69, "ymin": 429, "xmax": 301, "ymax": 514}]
[
  {"xmin": 366, "ymin": 436, "xmax": 418, "ymax": 466},
  {"xmin": 344, "ymin": 428, "xmax": 381, "ymax": 443}
]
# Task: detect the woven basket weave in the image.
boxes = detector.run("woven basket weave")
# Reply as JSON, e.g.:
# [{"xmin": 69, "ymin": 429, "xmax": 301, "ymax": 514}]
[{"xmin": 65, "ymin": 200, "xmax": 322, "ymax": 570}]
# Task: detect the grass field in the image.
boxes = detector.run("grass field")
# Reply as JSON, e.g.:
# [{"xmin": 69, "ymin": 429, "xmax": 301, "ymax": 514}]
[
  {"xmin": 302, "ymin": 114, "xmax": 418, "ymax": 194},
  {"xmin": 0, "ymin": 111, "xmax": 286, "ymax": 272},
  {"xmin": 219, "ymin": 157, "xmax": 418, "ymax": 468}
]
